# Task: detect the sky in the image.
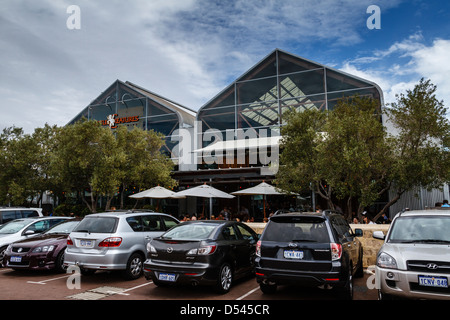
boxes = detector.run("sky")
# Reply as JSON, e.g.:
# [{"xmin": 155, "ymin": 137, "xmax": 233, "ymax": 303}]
[{"xmin": 1, "ymin": 0, "xmax": 449, "ymax": 134}]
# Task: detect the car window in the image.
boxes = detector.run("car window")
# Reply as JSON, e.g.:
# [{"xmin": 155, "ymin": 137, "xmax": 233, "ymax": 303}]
[
  {"xmin": 236, "ymin": 224, "xmax": 257, "ymax": 242},
  {"xmin": 388, "ymin": 216, "xmax": 450, "ymax": 243},
  {"xmin": 126, "ymin": 216, "xmax": 143, "ymax": 231},
  {"xmin": 74, "ymin": 217, "xmax": 118, "ymax": 233},
  {"xmin": 162, "ymin": 223, "xmax": 217, "ymax": 240},
  {"xmin": 161, "ymin": 216, "xmax": 178, "ymax": 230},
  {"xmin": 222, "ymin": 225, "xmax": 238, "ymax": 240},
  {"xmin": 0, "ymin": 220, "xmax": 30, "ymax": 234},
  {"xmin": 1, "ymin": 211, "xmax": 19, "ymax": 224},
  {"xmin": 21, "ymin": 210, "xmax": 39, "ymax": 218},
  {"xmin": 25, "ymin": 220, "xmax": 50, "ymax": 234},
  {"xmin": 263, "ymin": 216, "xmax": 330, "ymax": 243},
  {"xmin": 142, "ymin": 215, "xmax": 163, "ymax": 232},
  {"xmin": 331, "ymin": 216, "xmax": 353, "ymax": 239}
]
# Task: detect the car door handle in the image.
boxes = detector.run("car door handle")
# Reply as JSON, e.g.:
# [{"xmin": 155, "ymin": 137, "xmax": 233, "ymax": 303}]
[{"xmin": 145, "ymin": 236, "xmax": 152, "ymax": 240}]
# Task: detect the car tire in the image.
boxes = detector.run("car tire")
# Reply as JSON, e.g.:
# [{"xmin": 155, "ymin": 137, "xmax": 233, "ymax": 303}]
[
  {"xmin": 55, "ymin": 250, "xmax": 67, "ymax": 273},
  {"xmin": 214, "ymin": 263, "xmax": 233, "ymax": 294},
  {"xmin": 259, "ymin": 282, "xmax": 277, "ymax": 294},
  {"xmin": 354, "ymin": 249, "xmax": 364, "ymax": 278},
  {"xmin": 337, "ymin": 265, "xmax": 353, "ymax": 300},
  {"xmin": 0, "ymin": 246, "xmax": 8, "ymax": 267},
  {"xmin": 123, "ymin": 252, "xmax": 144, "ymax": 280}
]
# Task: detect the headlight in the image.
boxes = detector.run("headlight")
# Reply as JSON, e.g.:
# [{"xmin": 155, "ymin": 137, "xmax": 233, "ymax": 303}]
[
  {"xmin": 146, "ymin": 243, "xmax": 156, "ymax": 253},
  {"xmin": 32, "ymin": 245, "xmax": 55, "ymax": 253},
  {"xmin": 377, "ymin": 252, "xmax": 397, "ymax": 269}
]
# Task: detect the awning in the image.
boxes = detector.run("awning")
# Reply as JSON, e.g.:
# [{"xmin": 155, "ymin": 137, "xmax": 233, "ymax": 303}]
[{"xmin": 194, "ymin": 136, "xmax": 282, "ymax": 153}]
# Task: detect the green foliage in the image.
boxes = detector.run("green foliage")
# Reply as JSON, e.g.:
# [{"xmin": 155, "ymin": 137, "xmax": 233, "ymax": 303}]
[
  {"xmin": 277, "ymin": 79, "xmax": 449, "ymax": 218},
  {"xmin": 0, "ymin": 120, "xmax": 176, "ymax": 213}
]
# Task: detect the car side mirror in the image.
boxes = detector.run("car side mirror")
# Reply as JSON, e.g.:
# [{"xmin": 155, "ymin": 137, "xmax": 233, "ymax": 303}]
[
  {"xmin": 24, "ymin": 230, "xmax": 35, "ymax": 236},
  {"xmin": 373, "ymin": 231, "xmax": 385, "ymax": 240},
  {"xmin": 354, "ymin": 228, "xmax": 363, "ymax": 237}
]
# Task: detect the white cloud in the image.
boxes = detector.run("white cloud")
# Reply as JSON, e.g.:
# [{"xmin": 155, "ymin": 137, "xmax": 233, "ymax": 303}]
[{"xmin": 341, "ymin": 35, "xmax": 450, "ymax": 115}]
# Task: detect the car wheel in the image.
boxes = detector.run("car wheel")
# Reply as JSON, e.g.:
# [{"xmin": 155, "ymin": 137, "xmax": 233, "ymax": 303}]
[
  {"xmin": 123, "ymin": 253, "xmax": 144, "ymax": 280},
  {"xmin": 354, "ymin": 250, "xmax": 364, "ymax": 278},
  {"xmin": 259, "ymin": 282, "xmax": 277, "ymax": 294},
  {"xmin": 214, "ymin": 263, "xmax": 233, "ymax": 294},
  {"xmin": 0, "ymin": 246, "xmax": 7, "ymax": 267},
  {"xmin": 55, "ymin": 251, "xmax": 67, "ymax": 273},
  {"xmin": 378, "ymin": 289, "xmax": 394, "ymax": 300},
  {"xmin": 337, "ymin": 265, "xmax": 353, "ymax": 300}
]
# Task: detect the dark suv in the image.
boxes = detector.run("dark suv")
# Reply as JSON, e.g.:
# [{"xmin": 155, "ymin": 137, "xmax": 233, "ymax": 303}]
[{"xmin": 255, "ymin": 211, "xmax": 364, "ymax": 299}]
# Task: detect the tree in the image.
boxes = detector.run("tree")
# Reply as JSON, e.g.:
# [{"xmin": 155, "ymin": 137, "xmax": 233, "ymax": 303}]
[
  {"xmin": 375, "ymin": 78, "xmax": 450, "ymax": 220},
  {"xmin": 114, "ymin": 126, "xmax": 177, "ymax": 209},
  {"xmin": 276, "ymin": 96, "xmax": 390, "ymax": 218},
  {"xmin": 50, "ymin": 120, "xmax": 123, "ymax": 213}
]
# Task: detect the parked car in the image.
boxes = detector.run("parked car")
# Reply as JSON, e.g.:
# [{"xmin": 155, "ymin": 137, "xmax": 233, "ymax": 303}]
[
  {"xmin": 3, "ymin": 218, "xmax": 81, "ymax": 272},
  {"xmin": 0, "ymin": 207, "xmax": 43, "ymax": 226},
  {"xmin": 255, "ymin": 211, "xmax": 364, "ymax": 299},
  {"xmin": 0, "ymin": 217, "xmax": 72, "ymax": 265},
  {"xmin": 143, "ymin": 220, "xmax": 259, "ymax": 293},
  {"xmin": 373, "ymin": 208, "xmax": 450, "ymax": 300},
  {"xmin": 64, "ymin": 211, "xmax": 180, "ymax": 280}
]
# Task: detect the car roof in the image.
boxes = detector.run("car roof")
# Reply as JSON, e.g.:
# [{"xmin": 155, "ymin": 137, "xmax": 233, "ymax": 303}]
[
  {"xmin": 395, "ymin": 208, "xmax": 450, "ymax": 218},
  {"xmin": 83, "ymin": 211, "xmax": 174, "ymax": 218},
  {"xmin": 270, "ymin": 211, "xmax": 331, "ymax": 220}
]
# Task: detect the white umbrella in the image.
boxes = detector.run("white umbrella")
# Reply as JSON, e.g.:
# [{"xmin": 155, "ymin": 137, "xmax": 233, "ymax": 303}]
[
  {"xmin": 174, "ymin": 183, "xmax": 234, "ymax": 199},
  {"xmin": 174, "ymin": 183, "xmax": 234, "ymax": 219},
  {"xmin": 231, "ymin": 182, "xmax": 294, "ymax": 219},
  {"xmin": 129, "ymin": 186, "xmax": 184, "ymax": 211},
  {"xmin": 129, "ymin": 186, "xmax": 181, "ymax": 199}
]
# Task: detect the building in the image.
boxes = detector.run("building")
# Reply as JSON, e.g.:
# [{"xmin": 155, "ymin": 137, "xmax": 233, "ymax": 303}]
[{"xmin": 68, "ymin": 49, "xmax": 385, "ymax": 219}]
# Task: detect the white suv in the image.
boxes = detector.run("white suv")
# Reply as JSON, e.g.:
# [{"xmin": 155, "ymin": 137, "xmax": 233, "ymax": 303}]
[{"xmin": 374, "ymin": 208, "xmax": 450, "ymax": 300}]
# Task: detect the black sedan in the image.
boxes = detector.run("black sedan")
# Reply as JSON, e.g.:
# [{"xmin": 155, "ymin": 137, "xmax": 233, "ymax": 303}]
[
  {"xmin": 143, "ymin": 220, "xmax": 259, "ymax": 293},
  {"xmin": 3, "ymin": 218, "xmax": 81, "ymax": 272}
]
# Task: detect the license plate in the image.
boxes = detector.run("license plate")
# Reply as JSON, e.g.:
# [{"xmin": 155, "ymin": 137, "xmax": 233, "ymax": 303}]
[
  {"xmin": 79, "ymin": 240, "xmax": 94, "ymax": 248},
  {"xmin": 10, "ymin": 256, "xmax": 22, "ymax": 263},
  {"xmin": 158, "ymin": 273, "xmax": 176, "ymax": 282},
  {"xmin": 284, "ymin": 250, "xmax": 304, "ymax": 259},
  {"xmin": 418, "ymin": 275, "xmax": 448, "ymax": 288}
]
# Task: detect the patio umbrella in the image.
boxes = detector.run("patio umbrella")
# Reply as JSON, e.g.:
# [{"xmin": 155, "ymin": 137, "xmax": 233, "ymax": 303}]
[
  {"xmin": 129, "ymin": 186, "xmax": 180, "ymax": 199},
  {"xmin": 174, "ymin": 183, "xmax": 234, "ymax": 218},
  {"xmin": 231, "ymin": 182, "xmax": 294, "ymax": 219},
  {"xmin": 129, "ymin": 186, "xmax": 185, "ymax": 211}
]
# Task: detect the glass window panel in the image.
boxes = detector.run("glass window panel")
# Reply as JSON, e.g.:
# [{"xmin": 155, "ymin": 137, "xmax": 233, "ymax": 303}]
[
  {"xmin": 89, "ymin": 104, "xmax": 115, "ymax": 122},
  {"xmin": 202, "ymin": 88, "xmax": 235, "ymax": 110},
  {"xmin": 146, "ymin": 113, "xmax": 178, "ymax": 136},
  {"xmin": 236, "ymin": 76, "xmax": 278, "ymax": 105},
  {"xmin": 326, "ymin": 69, "xmax": 373, "ymax": 93},
  {"xmin": 237, "ymin": 101, "xmax": 279, "ymax": 129},
  {"xmin": 278, "ymin": 51, "xmax": 323, "ymax": 75},
  {"xmin": 326, "ymin": 88, "xmax": 381, "ymax": 111},
  {"xmin": 117, "ymin": 97, "xmax": 145, "ymax": 120},
  {"xmin": 240, "ymin": 53, "xmax": 277, "ymax": 81},
  {"xmin": 199, "ymin": 105, "xmax": 235, "ymax": 132},
  {"xmin": 279, "ymin": 69, "xmax": 324, "ymax": 99},
  {"xmin": 281, "ymin": 94, "xmax": 327, "ymax": 115}
]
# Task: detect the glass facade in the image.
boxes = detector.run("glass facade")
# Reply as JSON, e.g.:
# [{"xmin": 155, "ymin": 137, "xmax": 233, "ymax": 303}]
[
  {"xmin": 197, "ymin": 49, "xmax": 383, "ymax": 170},
  {"xmin": 68, "ymin": 80, "xmax": 195, "ymax": 164}
]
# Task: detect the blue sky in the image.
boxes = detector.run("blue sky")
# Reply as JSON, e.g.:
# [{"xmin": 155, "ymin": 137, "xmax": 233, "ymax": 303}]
[{"xmin": 1, "ymin": 0, "xmax": 449, "ymax": 133}]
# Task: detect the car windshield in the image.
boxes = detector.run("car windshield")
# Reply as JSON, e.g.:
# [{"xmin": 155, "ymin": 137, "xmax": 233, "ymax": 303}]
[
  {"xmin": 45, "ymin": 220, "xmax": 80, "ymax": 235},
  {"xmin": 263, "ymin": 216, "xmax": 330, "ymax": 243},
  {"xmin": 0, "ymin": 220, "xmax": 30, "ymax": 234},
  {"xmin": 161, "ymin": 223, "xmax": 217, "ymax": 240},
  {"xmin": 73, "ymin": 217, "xmax": 117, "ymax": 233},
  {"xmin": 388, "ymin": 216, "xmax": 450, "ymax": 243}
]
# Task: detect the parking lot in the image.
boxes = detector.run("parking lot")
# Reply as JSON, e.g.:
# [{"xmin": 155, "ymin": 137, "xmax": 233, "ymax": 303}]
[{"xmin": 0, "ymin": 267, "xmax": 377, "ymax": 301}]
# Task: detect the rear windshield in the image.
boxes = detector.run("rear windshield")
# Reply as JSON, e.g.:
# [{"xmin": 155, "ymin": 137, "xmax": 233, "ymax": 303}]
[
  {"xmin": 73, "ymin": 217, "xmax": 117, "ymax": 233},
  {"xmin": 161, "ymin": 223, "xmax": 217, "ymax": 240},
  {"xmin": 388, "ymin": 216, "xmax": 450, "ymax": 243},
  {"xmin": 263, "ymin": 216, "xmax": 330, "ymax": 243}
]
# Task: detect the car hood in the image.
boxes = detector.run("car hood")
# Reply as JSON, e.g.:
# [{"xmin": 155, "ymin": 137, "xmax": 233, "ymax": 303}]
[
  {"xmin": 11, "ymin": 234, "xmax": 68, "ymax": 248},
  {"xmin": 381, "ymin": 243, "xmax": 450, "ymax": 270}
]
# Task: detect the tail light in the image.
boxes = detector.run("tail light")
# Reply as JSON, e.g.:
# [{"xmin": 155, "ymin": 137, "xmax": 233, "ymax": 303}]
[
  {"xmin": 330, "ymin": 243, "xmax": 342, "ymax": 260},
  {"xmin": 67, "ymin": 236, "xmax": 73, "ymax": 246},
  {"xmin": 256, "ymin": 240, "xmax": 261, "ymax": 257},
  {"xmin": 187, "ymin": 245, "xmax": 217, "ymax": 255},
  {"xmin": 98, "ymin": 237, "xmax": 122, "ymax": 247}
]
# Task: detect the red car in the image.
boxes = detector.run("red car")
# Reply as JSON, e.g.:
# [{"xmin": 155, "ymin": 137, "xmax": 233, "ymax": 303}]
[{"xmin": 3, "ymin": 219, "xmax": 81, "ymax": 272}]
